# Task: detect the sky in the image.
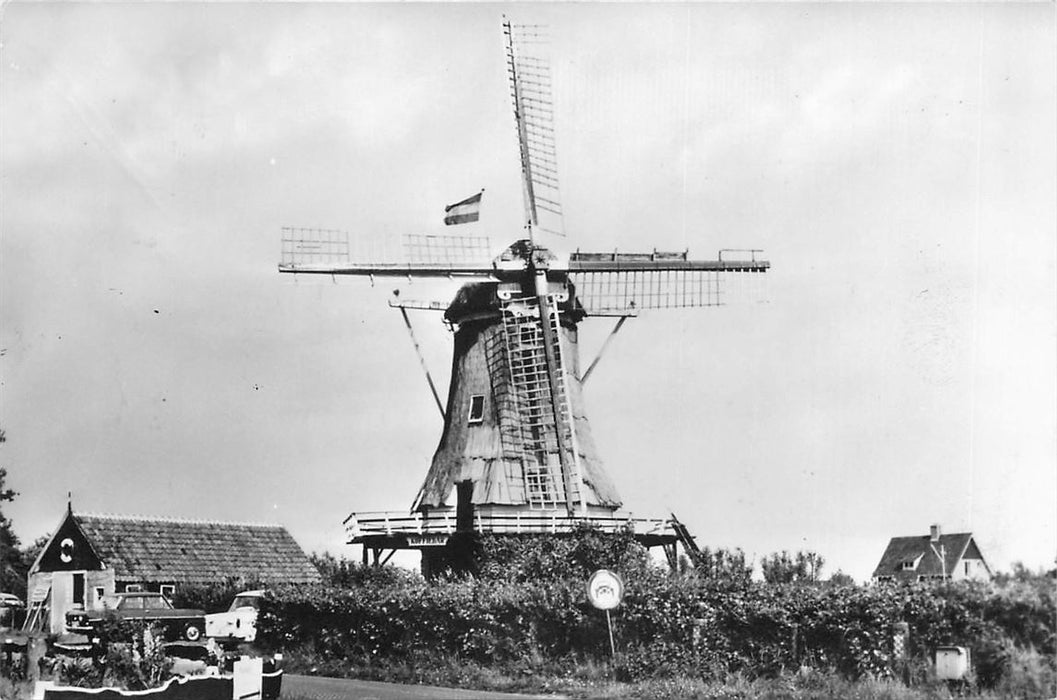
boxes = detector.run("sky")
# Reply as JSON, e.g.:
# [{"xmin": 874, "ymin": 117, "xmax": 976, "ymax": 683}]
[{"xmin": 1, "ymin": 3, "xmax": 1054, "ymax": 581}]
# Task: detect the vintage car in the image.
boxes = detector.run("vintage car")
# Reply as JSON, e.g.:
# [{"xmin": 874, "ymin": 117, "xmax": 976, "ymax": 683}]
[
  {"xmin": 65, "ymin": 591, "xmax": 206, "ymax": 642},
  {"xmin": 0, "ymin": 592, "xmax": 24, "ymax": 628},
  {"xmin": 205, "ymin": 590, "xmax": 263, "ymax": 645}
]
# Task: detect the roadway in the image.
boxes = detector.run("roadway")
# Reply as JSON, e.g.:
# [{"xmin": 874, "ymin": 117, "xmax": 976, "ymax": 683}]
[{"xmin": 282, "ymin": 674, "xmax": 563, "ymax": 700}]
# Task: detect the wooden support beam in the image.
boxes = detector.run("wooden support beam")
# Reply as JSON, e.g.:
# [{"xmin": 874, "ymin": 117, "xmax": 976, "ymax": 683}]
[
  {"xmin": 662, "ymin": 542, "xmax": 679, "ymax": 570},
  {"xmin": 535, "ymin": 272, "xmax": 579, "ymax": 517},
  {"xmin": 397, "ymin": 306, "xmax": 446, "ymax": 420},
  {"xmin": 581, "ymin": 315, "xmax": 630, "ymax": 385}
]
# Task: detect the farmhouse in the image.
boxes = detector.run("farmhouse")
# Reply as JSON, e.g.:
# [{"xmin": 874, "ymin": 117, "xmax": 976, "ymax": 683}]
[
  {"xmin": 26, "ymin": 506, "xmax": 321, "ymax": 634},
  {"xmin": 872, "ymin": 524, "xmax": 992, "ymax": 583}
]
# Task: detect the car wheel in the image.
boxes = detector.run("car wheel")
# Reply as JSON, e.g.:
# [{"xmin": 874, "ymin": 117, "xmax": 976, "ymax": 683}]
[{"xmin": 184, "ymin": 624, "xmax": 202, "ymax": 642}]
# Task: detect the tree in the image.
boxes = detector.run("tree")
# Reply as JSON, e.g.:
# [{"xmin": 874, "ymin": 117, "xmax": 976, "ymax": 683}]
[
  {"xmin": 0, "ymin": 428, "xmax": 26, "ymax": 596},
  {"xmin": 693, "ymin": 546, "xmax": 754, "ymax": 586},
  {"xmin": 760, "ymin": 549, "xmax": 825, "ymax": 584},
  {"xmin": 827, "ymin": 569, "xmax": 856, "ymax": 587}
]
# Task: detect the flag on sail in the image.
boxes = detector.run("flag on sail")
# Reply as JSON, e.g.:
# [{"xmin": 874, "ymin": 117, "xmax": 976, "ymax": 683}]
[{"xmin": 444, "ymin": 190, "xmax": 483, "ymax": 225}]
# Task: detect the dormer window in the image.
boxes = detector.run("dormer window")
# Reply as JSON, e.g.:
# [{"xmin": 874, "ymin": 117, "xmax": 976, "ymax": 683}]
[
  {"xmin": 468, "ymin": 395, "xmax": 485, "ymax": 424},
  {"xmin": 901, "ymin": 553, "xmax": 924, "ymax": 571}
]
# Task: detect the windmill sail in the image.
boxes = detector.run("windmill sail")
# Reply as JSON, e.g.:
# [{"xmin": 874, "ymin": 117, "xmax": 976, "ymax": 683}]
[
  {"xmin": 505, "ymin": 19, "xmax": 564, "ymax": 237},
  {"xmin": 279, "ymin": 227, "xmax": 498, "ymax": 277},
  {"xmin": 568, "ymin": 249, "xmax": 770, "ymax": 314}
]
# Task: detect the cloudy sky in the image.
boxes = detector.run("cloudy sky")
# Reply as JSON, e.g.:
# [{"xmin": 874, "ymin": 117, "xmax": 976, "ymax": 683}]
[{"xmin": 2, "ymin": 3, "xmax": 1054, "ymax": 580}]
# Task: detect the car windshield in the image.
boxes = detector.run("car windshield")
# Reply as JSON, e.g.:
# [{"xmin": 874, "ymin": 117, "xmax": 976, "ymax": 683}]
[
  {"xmin": 143, "ymin": 595, "xmax": 173, "ymax": 610},
  {"xmin": 229, "ymin": 595, "xmax": 260, "ymax": 611},
  {"xmin": 118, "ymin": 594, "xmax": 172, "ymax": 610}
]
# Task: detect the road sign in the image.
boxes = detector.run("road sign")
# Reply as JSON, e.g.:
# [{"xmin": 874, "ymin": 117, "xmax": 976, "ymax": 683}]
[{"xmin": 586, "ymin": 569, "xmax": 624, "ymax": 610}]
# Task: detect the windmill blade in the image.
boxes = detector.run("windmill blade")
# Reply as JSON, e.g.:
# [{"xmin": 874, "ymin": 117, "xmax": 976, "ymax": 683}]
[
  {"xmin": 567, "ymin": 249, "xmax": 770, "ymax": 314},
  {"xmin": 278, "ymin": 227, "xmax": 505, "ymax": 278},
  {"xmin": 505, "ymin": 19, "xmax": 564, "ymax": 237}
]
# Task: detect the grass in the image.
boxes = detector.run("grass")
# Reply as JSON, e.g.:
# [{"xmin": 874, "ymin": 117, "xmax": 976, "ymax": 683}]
[{"xmin": 275, "ymin": 648, "xmax": 1056, "ymax": 700}]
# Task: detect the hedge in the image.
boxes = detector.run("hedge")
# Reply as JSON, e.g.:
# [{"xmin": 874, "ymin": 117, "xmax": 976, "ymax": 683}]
[{"xmin": 256, "ymin": 575, "xmax": 1053, "ymax": 685}]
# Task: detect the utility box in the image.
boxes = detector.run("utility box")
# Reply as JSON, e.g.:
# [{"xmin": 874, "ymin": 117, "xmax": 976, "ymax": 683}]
[{"xmin": 934, "ymin": 646, "xmax": 971, "ymax": 680}]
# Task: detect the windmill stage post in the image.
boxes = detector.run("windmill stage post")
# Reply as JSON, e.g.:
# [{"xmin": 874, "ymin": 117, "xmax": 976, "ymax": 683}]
[{"xmin": 278, "ymin": 19, "xmax": 769, "ymax": 576}]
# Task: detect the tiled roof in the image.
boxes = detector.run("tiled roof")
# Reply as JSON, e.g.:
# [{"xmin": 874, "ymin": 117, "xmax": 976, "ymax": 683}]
[
  {"xmin": 871, "ymin": 532, "xmax": 974, "ymax": 580},
  {"xmin": 75, "ymin": 513, "xmax": 321, "ymax": 585}
]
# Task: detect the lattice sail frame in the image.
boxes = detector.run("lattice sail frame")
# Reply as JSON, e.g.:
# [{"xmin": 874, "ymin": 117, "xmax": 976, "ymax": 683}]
[
  {"xmin": 567, "ymin": 249, "xmax": 770, "ymax": 315},
  {"xmin": 279, "ymin": 227, "xmax": 495, "ymax": 271},
  {"xmin": 505, "ymin": 19, "xmax": 565, "ymax": 238}
]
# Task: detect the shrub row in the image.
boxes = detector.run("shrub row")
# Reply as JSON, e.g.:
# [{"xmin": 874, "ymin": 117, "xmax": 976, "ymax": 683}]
[{"xmin": 255, "ymin": 569, "xmax": 1054, "ymax": 686}]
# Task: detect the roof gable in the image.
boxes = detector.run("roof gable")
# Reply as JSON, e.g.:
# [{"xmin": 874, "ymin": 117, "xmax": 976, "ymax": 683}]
[
  {"xmin": 872, "ymin": 532, "xmax": 975, "ymax": 579},
  {"xmin": 33, "ymin": 510, "xmax": 105, "ymax": 573},
  {"xmin": 962, "ymin": 538, "xmax": 984, "ymax": 560},
  {"xmin": 72, "ymin": 513, "xmax": 321, "ymax": 585}
]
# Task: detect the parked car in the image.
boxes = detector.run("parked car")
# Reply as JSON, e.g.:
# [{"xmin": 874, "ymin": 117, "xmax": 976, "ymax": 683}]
[
  {"xmin": 0, "ymin": 592, "xmax": 24, "ymax": 628},
  {"xmin": 205, "ymin": 590, "xmax": 263, "ymax": 645},
  {"xmin": 65, "ymin": 591, "xmax": 206, "ymax": 642}
]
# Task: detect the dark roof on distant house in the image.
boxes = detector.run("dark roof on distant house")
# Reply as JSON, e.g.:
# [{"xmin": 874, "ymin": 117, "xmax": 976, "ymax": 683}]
[
  {"xmin": 73, "ymin": 513, "xmax": 321, "ymax": 585},
  {"xmin": 871, "ymin": 532, "xmax": 987, "ymax": 580}
]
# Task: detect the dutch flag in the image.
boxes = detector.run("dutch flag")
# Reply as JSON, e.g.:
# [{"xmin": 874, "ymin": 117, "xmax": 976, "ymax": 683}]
[{"xmin": 443, "ymin": 190, "xmax": 483, "ymax": 225}]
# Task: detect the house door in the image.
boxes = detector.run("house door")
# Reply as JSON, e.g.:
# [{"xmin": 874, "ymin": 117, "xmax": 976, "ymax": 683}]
[{"xmin": 72, "ymin": 573, "xmax": 85, "ymax": 607}]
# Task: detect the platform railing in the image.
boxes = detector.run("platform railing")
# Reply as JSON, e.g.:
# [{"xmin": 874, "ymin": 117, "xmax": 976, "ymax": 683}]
[{"xmin": 344, "ymin": 509, "xmax": 673, "ymax": 542}]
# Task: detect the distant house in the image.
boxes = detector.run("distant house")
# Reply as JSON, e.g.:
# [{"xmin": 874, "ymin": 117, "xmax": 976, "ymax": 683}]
[
  {"xmin": 872, "ymin": 524, "xmax": 992, "ymax": 583},
  {"xmin": 26, "ymin": 506, "xmax": 321, "ymax": 634}
]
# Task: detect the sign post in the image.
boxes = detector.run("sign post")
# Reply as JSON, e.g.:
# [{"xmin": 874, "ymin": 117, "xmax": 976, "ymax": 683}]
[{"xmin": 586, "ymin": 569, "xmax": 624, "ymax": 658}]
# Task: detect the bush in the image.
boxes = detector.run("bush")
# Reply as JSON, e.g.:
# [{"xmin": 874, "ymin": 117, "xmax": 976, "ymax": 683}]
[{"xmin": 52, "ymin": 623, "xmax": 173, "ymax": 691}]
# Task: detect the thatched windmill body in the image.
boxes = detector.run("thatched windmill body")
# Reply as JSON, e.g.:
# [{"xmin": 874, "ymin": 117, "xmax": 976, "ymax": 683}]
[{"xmin": 279, "ymin": 20, "xmax": 769, "ymax": 572}]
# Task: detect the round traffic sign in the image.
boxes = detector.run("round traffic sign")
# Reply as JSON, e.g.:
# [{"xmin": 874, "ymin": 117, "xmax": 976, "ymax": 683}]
[{"xmin": 586, "ymin": 569, "xmax": 624, "ymax": 610}]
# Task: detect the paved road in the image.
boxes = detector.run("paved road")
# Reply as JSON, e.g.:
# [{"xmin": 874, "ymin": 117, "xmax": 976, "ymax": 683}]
[{"xmin": 282, "ymin": 674, "xmax": 562, "ymax": 700}]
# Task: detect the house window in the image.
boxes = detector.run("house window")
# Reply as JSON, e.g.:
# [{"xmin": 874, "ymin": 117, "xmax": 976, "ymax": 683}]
[
  {"xmin": 468, "ymin": 395, "xmax": 485, "ymax": 424},
  {"xmin": 965, "ymin": 561, "xmax": 971, "ymax": 575},
  {"xmin": 93, "ymin": 587, "xmax": 105, "ymax": 605},
  {"xmin": 160, "ymin": 584, "xmax": 176, "ymax": 598},
  {"xmin": 125, "ymin": 584, "xmax": 143, "ymax": 592},
  {"xmin": 901, "ymin": 561, "xmax": 916, "ymax": 571}
]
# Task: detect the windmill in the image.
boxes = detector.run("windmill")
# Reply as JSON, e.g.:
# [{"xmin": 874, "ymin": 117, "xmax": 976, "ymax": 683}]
[{"xmin": 279, "ymin": 20, "xmax": 769, "ymax": 574}]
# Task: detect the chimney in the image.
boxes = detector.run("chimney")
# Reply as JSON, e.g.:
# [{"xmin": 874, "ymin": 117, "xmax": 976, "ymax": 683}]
[{"xmin": 929, "ymin": 524, "xmax": 941, "ymax": 542}]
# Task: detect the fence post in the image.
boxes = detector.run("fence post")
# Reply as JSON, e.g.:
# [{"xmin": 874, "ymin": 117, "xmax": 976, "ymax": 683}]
[{"xmin": 893, "ymin": 622, "xmax": 910, "ymax": 685}]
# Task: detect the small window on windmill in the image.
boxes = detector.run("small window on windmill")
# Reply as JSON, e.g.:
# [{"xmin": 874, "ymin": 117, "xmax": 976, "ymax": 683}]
[{"xmin": 468, "ymin": 395, "xmax": 485, "ymax": 424}]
